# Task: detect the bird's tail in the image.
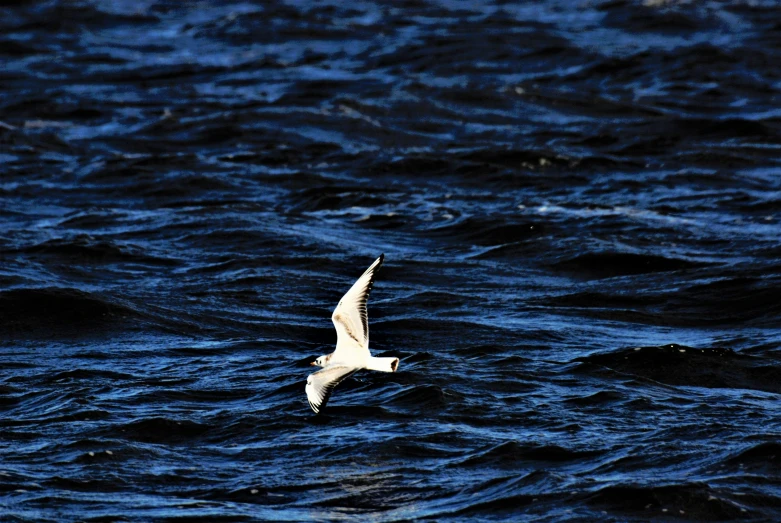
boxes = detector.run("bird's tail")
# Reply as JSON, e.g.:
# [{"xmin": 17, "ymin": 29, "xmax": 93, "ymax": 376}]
[{"xmin": 365, "ymin": 356, "xmax": 399, "ymax": 373}]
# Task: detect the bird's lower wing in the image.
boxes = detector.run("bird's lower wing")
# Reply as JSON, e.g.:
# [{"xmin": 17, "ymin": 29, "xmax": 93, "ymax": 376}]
[{"xmin": 305, "ymin": 365, "xmax": 358, "ymax": 414}]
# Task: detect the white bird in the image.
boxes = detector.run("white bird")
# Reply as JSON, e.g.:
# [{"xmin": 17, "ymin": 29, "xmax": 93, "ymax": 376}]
[{"xmin": 305, "ymin": 254, "xmax": 399, "ymax": 413}]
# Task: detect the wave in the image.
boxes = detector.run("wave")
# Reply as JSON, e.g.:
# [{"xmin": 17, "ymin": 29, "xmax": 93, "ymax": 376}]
[
  {"xmin": 563, "ymin": 390, "xmax": 625, "ymax": 406},
  {"xmin": 454, "ymin": 441, "xmax": 604, "ymax": 468},
  {"xmin": 40, "ymin": 369, "xmax": 135, "ymax": 383},
  {"xmin": 723, "ymin": 441, "xmax": 781, "ymax": 473},
  {"xmin": 290, "ymin": 186, "xmax": 396, "ymax": 213},
  {"xmin": 108, "ymin": 417, "xmax": 211, "ymax": 444},
  {"xmin": 584, "ymin": 482, "xmax": 749, "ymax": 520},
  {"xmin": 575, "ymin": 344, "xmax": 781, "ymax": 394},
  {"xmin": 382, "ymin": 384, "xmax": 447, "ymax": 409},
  {"xmin": 425, "ymin": 215, "xmax": 543, "ymax": 248},
  {"xmin": 0, "ymin": 287, "xmax": 142, "ymax": 337},
  {"xmin": 423, "ymin": 471, "xmax": 563, "ymax": 518},
  {"xmin": 551, "ymin": 252, "xmax": 711, "ymax": 279},
  {"xmin": 15, "ymin": 236, "xmax": 178, "ymax": 266},
  {"xmin": 542, "ymin": 276, "xmax": 781, "ymax": 327}
]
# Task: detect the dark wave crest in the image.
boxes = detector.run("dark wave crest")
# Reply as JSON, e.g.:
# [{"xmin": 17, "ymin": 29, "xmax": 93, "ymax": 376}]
[{"xmin": 575, "ymin": 344, "xmax": 781, "ymax": 394}]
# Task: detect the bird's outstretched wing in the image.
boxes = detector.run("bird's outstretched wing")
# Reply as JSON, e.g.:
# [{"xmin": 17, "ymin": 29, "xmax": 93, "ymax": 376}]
[
  {"xmin": 305, "ymin": 365, "xmax": 358, "ymax": 414},
  {"xmin": 331, "ymin": 254, "xmax": 384, "ymax": 360}
]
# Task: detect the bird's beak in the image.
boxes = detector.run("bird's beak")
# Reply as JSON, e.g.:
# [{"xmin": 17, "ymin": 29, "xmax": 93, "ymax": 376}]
[{"xmin": 310, "ymin": 361, "xmax": 317, "ymax": 366}]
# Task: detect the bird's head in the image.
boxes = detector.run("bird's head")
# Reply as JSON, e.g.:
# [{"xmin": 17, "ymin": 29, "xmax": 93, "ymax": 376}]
[{"xmin": 310, "ymin": 355, "xmax": 328, "ymax": 367}]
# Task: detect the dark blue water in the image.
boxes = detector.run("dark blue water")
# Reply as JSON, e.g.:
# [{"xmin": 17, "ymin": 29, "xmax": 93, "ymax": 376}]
[{"xmin": 2, "ymin": 1, "xmax": 781, "ymax": 521}]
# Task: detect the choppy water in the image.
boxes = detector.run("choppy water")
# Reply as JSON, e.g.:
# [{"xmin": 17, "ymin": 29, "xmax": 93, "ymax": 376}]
[{"xmin": 2, "ymin": 1, "xmax": 781, "ymax": 521}]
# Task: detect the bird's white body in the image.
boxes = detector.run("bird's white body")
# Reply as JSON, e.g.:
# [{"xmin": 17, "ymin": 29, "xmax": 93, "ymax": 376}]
[{"xmin": 305, "ymin": 254, "xmax": 399, "ymax": 413}]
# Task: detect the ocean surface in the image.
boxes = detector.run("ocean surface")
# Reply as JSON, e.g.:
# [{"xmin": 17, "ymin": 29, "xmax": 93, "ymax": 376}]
[{"xmin": 2, "ymin": 1, "xmax": 781, "ymax": 521}]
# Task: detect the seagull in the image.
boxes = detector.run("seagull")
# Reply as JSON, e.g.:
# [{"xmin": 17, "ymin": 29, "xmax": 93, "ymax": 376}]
[{"xmin": 305, "ymin": 254, "xmax": 399, "ymax": 414}]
